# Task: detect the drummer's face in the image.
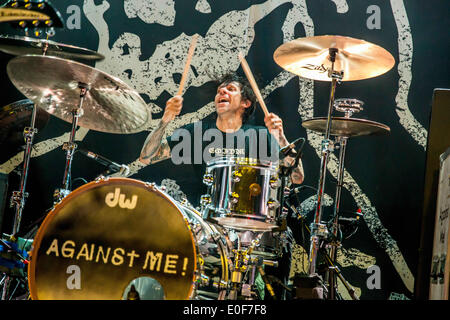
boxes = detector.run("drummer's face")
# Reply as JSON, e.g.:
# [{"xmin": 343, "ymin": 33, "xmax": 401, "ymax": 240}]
[{"xmin": 215, "ymin": 81, "xmax": 249, "ymax": 117}]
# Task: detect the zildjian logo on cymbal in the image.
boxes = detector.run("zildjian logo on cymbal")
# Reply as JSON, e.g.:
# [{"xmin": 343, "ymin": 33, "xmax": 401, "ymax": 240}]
[{"xmin": 302, "ymin": 64, "xmax": 328, "ymax": 73}]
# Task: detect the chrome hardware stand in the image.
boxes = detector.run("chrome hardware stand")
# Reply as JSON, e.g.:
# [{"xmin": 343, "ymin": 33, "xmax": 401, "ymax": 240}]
[
  {"xmin": 323, "ymin": 247, "xmax": 358, "ymax": 300},
  {"xmin": 2, "ymin": 103, "xmax": 39, "ymax": 300},
  {"xmin": 9, "ymin": 107, "xmax": 39, "ymax": 236},
  {"xmin": 292, "ymin": 209, "xmax": 358, "ymax": 300},
  {"xmin": 325, "ymin": 98, "xmax": 362, "ymax": 300},
  {"xmin": 309, "ymin": 48, "xmax": 343, "ymax": 275},
  {"xmin": 53, "ymin": 83, "xmax": 89, "ymax": 203},
  {"xmin": 227, "ymin": 237, "xmax": 261, "ymax": 300},
  {"xmin": 327, "ymin": 135, "xmax": 348, "ymax": 299}
]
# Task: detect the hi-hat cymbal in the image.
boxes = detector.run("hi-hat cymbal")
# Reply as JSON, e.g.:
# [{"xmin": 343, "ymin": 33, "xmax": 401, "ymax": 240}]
[
  {"xmin": 7, "ymin": 55, "xmax": 151, "ymax": 134},
  {"xmin": 0, "ymin": 35, "xmax": 104, "ymax": 61},
  {"xmin": 302, "ymin": 117, "xmax": 390, "ymax": 137},
  {"xmin": 273, "ymin": 35, "xmax": 395, "ymax": 81},
  {"xmin": 0, "ymin": 99, "xmax": 50, "ymax": 146}
]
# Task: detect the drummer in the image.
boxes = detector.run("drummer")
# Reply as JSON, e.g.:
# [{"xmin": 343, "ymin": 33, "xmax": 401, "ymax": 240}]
[
  {"xmin": 140, "ymin": 72, "xmax": 303, "ymax": 300},
  {"xmin": 139, "ymin": 72, "xmax": 304, "ymax": 187}
]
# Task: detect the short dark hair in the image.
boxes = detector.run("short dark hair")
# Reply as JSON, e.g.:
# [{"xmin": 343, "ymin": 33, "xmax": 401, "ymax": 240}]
[{"xmin": 214, "ymin": 72, "xmax": 257, "ymax": 123}]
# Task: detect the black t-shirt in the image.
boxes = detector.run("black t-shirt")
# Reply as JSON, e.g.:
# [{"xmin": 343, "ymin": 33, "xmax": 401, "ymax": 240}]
[{"xmin": 166, "ymin": 120, "xmax": 280, "ymax": 200}]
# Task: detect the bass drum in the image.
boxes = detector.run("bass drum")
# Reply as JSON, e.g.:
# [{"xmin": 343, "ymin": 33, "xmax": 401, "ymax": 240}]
[{"xmin": 28, "ymin": 178, "xmax": 229, "ymax": 300}]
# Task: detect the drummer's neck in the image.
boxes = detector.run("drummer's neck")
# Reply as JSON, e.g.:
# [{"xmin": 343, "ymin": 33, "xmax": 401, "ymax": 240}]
[{"xmin": 216, "ymin": 115, "xmax": 243, "ymax": 133}]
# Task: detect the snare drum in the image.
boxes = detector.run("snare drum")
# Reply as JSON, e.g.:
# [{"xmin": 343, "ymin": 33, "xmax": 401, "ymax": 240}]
[
  {"xmin": 202, "ymin": 157, "xmax": 280, "ymax": 231},
  {"xmin": 28, "ymin": 178, "xmax": 230, "ymax": 300}
]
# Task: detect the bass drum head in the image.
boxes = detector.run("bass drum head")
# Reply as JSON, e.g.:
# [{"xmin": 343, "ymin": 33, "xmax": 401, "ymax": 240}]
[{"xmin": 28, "ymin": 178, "xmax": 197, "ymax": 300}]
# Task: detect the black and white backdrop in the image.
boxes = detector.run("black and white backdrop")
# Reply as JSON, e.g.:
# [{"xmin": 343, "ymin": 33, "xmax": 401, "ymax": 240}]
[{"xmin": 0, "ymin": 0, "xmax": 449, "ymax": 300}]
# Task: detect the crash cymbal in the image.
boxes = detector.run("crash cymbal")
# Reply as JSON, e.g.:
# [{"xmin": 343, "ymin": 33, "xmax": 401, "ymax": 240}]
[
  {"xmin": 0, "ymin": 35, "xmax": 104, "ymax": 61},
  {"xmin": 273, "ymin": 35, "xmax": 395, "ymax": 81},
  {"xmin": 302, "ymin": 117, "xmax": 390, "ymax": 137},
  {"xmin": 7, "ymin": 55, "xmax": 151, "ymax": 134},
  {"xmin": 0, "ymin": 99, "xmax": 50, "ymax": 146}
]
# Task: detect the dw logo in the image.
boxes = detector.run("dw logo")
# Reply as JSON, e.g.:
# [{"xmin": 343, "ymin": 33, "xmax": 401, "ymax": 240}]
[{"xmin": 105, "ymin": 188, "xmax": 138, "ymax": 209}]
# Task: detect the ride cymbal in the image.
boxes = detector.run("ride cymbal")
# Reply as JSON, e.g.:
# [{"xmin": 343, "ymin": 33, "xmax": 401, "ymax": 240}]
[
  {"xmin": 274, "ymin": 35, "xmax": 395, "ymax": 81},
  {"xmin": 7, "ymin": 55, "xmax": 151, "ymax": 134},
  {"xmin": 302, "ymin": 117, "xmax": 390, "ymax": 137}
]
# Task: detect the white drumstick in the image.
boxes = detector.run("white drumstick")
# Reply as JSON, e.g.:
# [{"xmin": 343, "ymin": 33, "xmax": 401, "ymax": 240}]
[
  {"xmin": 238, "ymin": 52, "xmax": 269, "ymax": 117},
  {"xmin": 177, "ymin": 34, "xmax": 199, "ymax": 96}
]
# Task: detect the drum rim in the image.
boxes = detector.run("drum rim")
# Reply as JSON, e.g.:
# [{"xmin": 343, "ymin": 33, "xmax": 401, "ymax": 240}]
[
  {"xmin": 28, "ymin": 177, "xmax": 197, "ymax": 300},
  {"xmin": 206, "ymin": 157, "xmax": 279, "ymax": 169}
]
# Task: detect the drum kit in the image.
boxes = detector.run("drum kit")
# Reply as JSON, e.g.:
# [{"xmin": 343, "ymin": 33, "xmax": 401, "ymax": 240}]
[{"xmin": 0, "ymin": 1, "xmax": 395, "ymax": 301}]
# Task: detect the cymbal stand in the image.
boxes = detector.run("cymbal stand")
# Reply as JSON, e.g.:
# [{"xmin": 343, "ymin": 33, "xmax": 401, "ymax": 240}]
[
  {"xmin": 327, "ymin": 99, "xmax": 362, "ymax": 299},
  {"xmin": 327, "ymin": 135, "xmax": 347, "ymax": 299},
  {"xmin": 323, "ymin": 245, "xmax": 358, "ymax": 300},
  {"xmin": 1, "ymin": 103, "xmax": 39, "ymax": 300},
  {"xmin": 9, "ymin": 106, "xmax": 39, "ymax": 236},
  {"xmin": 308, "ymin": 48, "xmax": 343, "ymax": 275},
  {"xmin": 53, "ymin": 83, "xmax": 89, "ymax": 203},
  {"xmin": 290, "ymin": 208, "xmax": 358, "ymax": 300}
]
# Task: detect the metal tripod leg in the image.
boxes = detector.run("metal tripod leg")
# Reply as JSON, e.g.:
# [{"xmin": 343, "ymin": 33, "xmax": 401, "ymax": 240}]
[
  {"xmin": 323, "ymin": 248, "xmax": 358, "ymax": 300},
  {"xmin": 296, "ymin": 214, "xmax": 358, "ymax": 300}
]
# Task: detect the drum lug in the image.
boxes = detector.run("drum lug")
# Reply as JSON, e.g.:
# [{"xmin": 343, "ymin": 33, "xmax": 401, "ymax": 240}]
[
  {"xmin": 145, "ymin": 182, "xmax": 158, "ymax": 190},
  {"xmin": 269, "ymin": 176, "xmax": 280, "ymax": 188},
  {"xmin": 267, "ymin": 198, "xmax": 280, "ymax": 210},
  {"xmin": 53, "ymin": 188, "xmax": 70, "ymax": 203},
  {"xmin": 231, "ymin": 170, "xmax": 242, "ymax": 183},
  {"xmin": 94, "ymin": 175, "xmax": 108, "ymax": 183},
  {"xmin": 203, "ymin": 174, "xmax": 214, "ymax": 186},
  {"xmin": 230, "ymin": 192, "xmax": 239, "ymax": 204},
  {"xmin": 200, "ymin": 194, "xmax": 211, "ymax": 206}
]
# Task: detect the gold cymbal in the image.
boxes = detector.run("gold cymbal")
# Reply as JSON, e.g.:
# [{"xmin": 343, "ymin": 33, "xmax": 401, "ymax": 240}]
[
  {"xmin": 273, "ymin": 35, "xmax": 395, "ymax": 81},
  {"xmin": 0, "ymin": 35, "xmax": 104, "ymax": 61},
  {"xmin": 7, "ymin": 55, "xmax": 151, "ymax": 134},
  {"xmin": 302, "ymin": 117, "xmax": 390, "ymax": 137}
]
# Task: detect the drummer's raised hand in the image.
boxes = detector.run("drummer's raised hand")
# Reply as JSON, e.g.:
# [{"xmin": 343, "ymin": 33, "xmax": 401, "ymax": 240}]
[
  {"xmin": 264, "ymin": 112, "xmax": 288, "ymax": 146},
  {"xmin": 162, "ymin": 95, "xmax": 183, "ymax": 124}
]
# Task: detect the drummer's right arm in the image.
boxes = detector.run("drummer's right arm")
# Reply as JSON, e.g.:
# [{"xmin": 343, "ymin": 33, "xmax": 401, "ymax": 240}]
[{"xmin": 139, "ymin": 96, "xmax": 183, "ymax": 165}]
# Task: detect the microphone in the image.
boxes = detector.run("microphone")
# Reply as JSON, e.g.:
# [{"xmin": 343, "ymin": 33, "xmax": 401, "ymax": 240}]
[
  {"xmin": 290, "ymin": 185, "xmax": 307, "ymax": 195},
  {"xmin": 290, "ymin": 185, "xmax": 317, "ymax": 196},
  {"xmin": 279, "ymin": 137, "xmax": 305, "ymax": 158},
  {"xmin": 338, "ymin": 216, "xmax": 359, "ymax": 224},
  {"xmin": 77, "ymin": 149, "xmax": 123, "ymax": 173}
]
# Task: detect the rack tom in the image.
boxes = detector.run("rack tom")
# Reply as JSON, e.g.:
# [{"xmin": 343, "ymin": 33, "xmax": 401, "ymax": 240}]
[{"xmin": 201, "ymin": 157, "xmax": 280, "ymax": 231}]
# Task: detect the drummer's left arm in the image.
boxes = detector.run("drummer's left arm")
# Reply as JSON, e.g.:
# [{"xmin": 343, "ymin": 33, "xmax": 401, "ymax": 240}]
[{"xmin": 264, "ymin": 113, "xmax": 304, "ymax": 185}]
